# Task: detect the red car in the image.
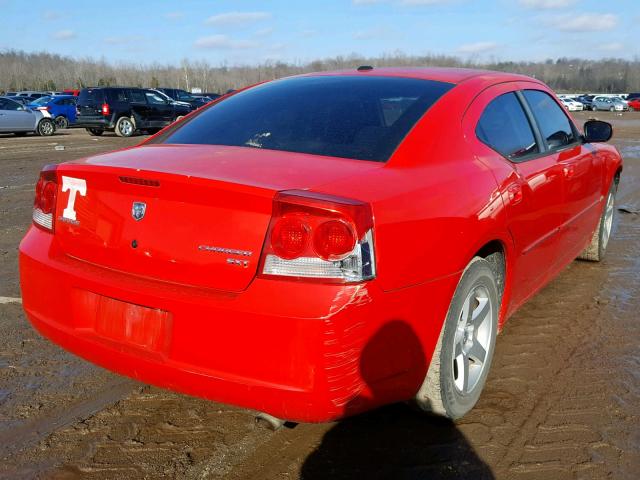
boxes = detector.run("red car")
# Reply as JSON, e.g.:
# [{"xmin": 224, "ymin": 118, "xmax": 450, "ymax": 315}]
[
  {"xmin": 627, "ymin": 98, "xmax": 640, "ymax": 111},
  {"xmin": 20, "ymin": 68, "xmax": 622, "ymax": 423}
]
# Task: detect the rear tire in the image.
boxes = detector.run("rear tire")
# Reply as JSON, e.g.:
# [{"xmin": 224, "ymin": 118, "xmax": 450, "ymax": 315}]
[
  {"xmin": 609, "ymin": 106, "xmax": 615, "ymax": 112},
  {"xmin": 37, "ymin": 118, "xmax": 55, "ymax": 136},
  {"xmin": 115, "ymin": 116, "xmax": 135, "ymax": 137},
  {"xmin": 578, "ymin": 183, "xmax": 617, "ymax": 262},
  {"xmin": 86, "ymin": 128, "xmax": 103, "ymax": 136},
  {"xmin": 415, "ymin": 257, "xmax": 499, "ymax": 419},
  {"xmin": 54, "ymin": 115, "xmax": 69, "ymax": 129}
]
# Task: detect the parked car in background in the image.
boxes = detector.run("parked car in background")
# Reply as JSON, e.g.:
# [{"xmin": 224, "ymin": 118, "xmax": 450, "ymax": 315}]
[
  {"xmin": 561, "ymin": 98, "xmax": 584, "ymax": 111},
  {"xmin": 156, "ymin": 88, "xmax": 209, "ymax": 110},
  {"xmin": 201, "ymin": 92, "xmax": 221, "ymax": 100},
  {"xmin": 0, "ymin": 96, "xmax": 56, "ymax": 136},
  {"xmin": 5, "ymin": 96, "xmax": 35, "ymax": 106},
  {"xmin": 576, "ymin": 95, "xmax": 595, "ymax": 110},
  {"xmin": 627, "ymin": 98, "xmax": 640, "ymax": 111},
  {"xmin": 149, "ymin": 89, "xmax": 192, "ymax": 110},
  {"xmin": 76, "ymin": 87, "xmax": 191, "ymax": 137},
  {"xmin": 62, "ymin": 89, "xmax": 81, "ymax": 96},
  {"xmin": 15, "ymin": 91, "xmax": 48, "ymax": 99},
  {"xmin": 592, "ymin": 96, "xmax": 629, "ymax": 112},
  {"xmin": 20, "ymin": 68, "xmax": 622, "ymax": 423},
  {"xmin": 27, "ymin": 95, "xmax": 77, "ymax": 129},
  {"xmin": 627, "ymin": 93, "xmax": 640, "ymax": 101}
]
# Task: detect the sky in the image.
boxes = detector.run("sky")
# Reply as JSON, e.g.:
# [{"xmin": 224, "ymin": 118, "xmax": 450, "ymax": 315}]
[{"xmin": 0, "ymin": 0, "xmax": 637, "ymax": 65}]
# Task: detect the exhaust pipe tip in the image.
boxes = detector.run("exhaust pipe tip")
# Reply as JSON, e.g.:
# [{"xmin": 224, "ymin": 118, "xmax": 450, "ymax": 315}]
[{"xmin": 254, "ymin": 412, "xmax": 297, "ymax": 431}]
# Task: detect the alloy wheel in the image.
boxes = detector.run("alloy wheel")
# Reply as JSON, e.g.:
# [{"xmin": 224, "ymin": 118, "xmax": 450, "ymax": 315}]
[
  {"xmin": 119, "ymin": 119, "xmax": 133, "ymax": 136},
  {"xmin": 452, "ymin": 285, "xmax": 493, "ymax": 395}
]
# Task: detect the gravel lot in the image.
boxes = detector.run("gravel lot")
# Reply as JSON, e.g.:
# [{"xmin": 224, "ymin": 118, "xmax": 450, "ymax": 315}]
[{"xmin": 1, "ymin": 114, "xmax": 639, "ymax": 479}]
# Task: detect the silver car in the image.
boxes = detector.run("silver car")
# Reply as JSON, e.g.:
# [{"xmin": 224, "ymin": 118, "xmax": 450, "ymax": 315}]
[
  {"xmin": 592, "ymin": 96, "xmax": 629, "ymax": 112},
  {"xmin": 0, "ymin": 97, "xmax": 56, "ymax": 136}
]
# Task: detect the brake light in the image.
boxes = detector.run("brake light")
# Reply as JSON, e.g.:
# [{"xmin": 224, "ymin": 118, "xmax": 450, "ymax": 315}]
[
  {"xmin": 271, "ymin": 216, "xmax": 310, "ymax": 260},
  {"xmin": 260, "ymin": 190, "xmax": 376, "ymax": 283},
  {"xmin": 33, "ymin": 165, "xmax": 58, "ymax": 232},
  {"xmin": 101, "ymin": 103, "xmax": 110, "ymax": 115}
]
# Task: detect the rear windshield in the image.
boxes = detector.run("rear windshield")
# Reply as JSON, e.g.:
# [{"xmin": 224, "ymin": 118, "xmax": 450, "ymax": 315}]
[
  {"xmin": 78, "ymin": 89, "xmax": 105, "ymax": 105},
  {"xmin": 156, "ymin": 76, "xmax": 453, "ymax": 162}
]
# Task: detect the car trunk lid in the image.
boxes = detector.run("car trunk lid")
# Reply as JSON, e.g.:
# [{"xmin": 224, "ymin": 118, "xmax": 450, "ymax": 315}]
[{"xmin": 53, "ymin": 144, "xmax": 381, "ymax": 292}]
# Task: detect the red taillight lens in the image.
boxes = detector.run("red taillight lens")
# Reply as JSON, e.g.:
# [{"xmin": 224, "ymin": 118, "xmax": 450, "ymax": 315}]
[
  {"xmin": 101, "ymin": 103, "xmax": 110, "ymax": 115},
  {"xmin": 313, "ymin": 220, "xmax": 356, "ymax": 260},
  {"xmin": 40, "ymin": 181, "xmax": 57, "ymax": 214},
  {"xmin": 33, "ymin": 165, "xmax": 58, "ymax": 232},
  {"xmin": 271, "ymin": 215, "xmax": 310, "ymax": 259},
  {"xmin": 260, "ymin": 190, "xmax": 375, "ymax": 282}
]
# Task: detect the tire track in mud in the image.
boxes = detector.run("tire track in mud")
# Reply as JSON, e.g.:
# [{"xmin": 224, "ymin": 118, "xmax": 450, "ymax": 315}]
[{"xmin": 0, "ymin": 380, "xmax": 138, "ymax": 458}]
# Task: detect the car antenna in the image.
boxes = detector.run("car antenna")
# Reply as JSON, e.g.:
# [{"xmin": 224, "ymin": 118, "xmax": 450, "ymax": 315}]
[{"xmin": 357, "ymin": 65, "xmax": 374, "ymax": 72}]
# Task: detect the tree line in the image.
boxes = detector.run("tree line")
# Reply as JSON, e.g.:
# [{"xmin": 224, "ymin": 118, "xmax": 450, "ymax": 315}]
[{"xmin": 1, "ymin": 49, "xmax": 639, "ymax": 94}]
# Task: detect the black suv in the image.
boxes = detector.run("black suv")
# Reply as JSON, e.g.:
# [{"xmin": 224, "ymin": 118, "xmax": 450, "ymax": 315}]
[{"xmin": 76, "ymin": 87, "xmax": 191, "ymax": 137}]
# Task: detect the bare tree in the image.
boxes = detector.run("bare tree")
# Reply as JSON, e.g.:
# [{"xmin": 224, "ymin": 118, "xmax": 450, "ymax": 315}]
[{"xmin": 1, "ymin": 49, "xmax": 639, "ymax": 95}]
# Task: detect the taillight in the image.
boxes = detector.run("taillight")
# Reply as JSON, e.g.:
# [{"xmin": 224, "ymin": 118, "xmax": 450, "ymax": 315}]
[
  {"xmin": 36, "ymin": 106, "xmax": 49, "ymax": 111},
  {"xmin": 101, "ymin": 103, "xmax": 110, "ymax": 115},
  {"xmin": 33, "ymin": 165, "xmax": 58, "ymax": 232},
  {"xmin": 260, "ymin": 190, "xmax": 376, "ymax": 283}
]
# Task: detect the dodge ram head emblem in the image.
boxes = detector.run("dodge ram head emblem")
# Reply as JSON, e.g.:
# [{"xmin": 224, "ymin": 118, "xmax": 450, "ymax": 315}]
[{"xmin": 132, "ymin": 202, "xmax": 146, "ymax": 221}]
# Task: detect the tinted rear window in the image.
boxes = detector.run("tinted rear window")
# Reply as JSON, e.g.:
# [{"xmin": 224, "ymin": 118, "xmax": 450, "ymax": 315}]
[
  {"xmin": 476, "ymin": 92, "xmax": 539, "ymax": 161},
  {"xmin": 78, "ymin": 89, "xmax": 104, "ymax": 105},
  {"xmin": 157, "ymin": 76, "xmax": 453, "ymax": 162}
]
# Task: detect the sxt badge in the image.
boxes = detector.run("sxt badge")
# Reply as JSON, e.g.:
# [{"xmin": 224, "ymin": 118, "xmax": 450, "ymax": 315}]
[{"xmin": 61, "ymin": 176, "xmax": 87, "ymax": 223}]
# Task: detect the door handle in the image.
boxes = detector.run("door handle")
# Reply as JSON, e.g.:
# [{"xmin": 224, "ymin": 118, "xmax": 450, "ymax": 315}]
[
  {"xmin": 562, "ymin": 164, "xmax": 575, "ymax": 178},
  {"xmin": 507, "ymin": 184, "xmax": 523, "ymax": 205}
]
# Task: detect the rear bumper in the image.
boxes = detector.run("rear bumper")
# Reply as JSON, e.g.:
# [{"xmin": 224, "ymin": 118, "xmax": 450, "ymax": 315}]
[
  {"xmin": 75, "ymin": 116, "xmax": 114, "ymax": 129},
  {"xmin": 19, "ymin": 227, "xmax": 457, "ymax": 422}
]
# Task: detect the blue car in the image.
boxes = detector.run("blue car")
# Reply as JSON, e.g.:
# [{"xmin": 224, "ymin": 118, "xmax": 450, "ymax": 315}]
[{"xmin": 27, "ymin": 95, "xmax": 77, "ymax": 128}]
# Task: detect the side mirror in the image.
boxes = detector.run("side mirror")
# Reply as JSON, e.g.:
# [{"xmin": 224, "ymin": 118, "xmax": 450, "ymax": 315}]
[{"xmin": 583, "ymin": 120, "xmax": 612, "ymax": 143}]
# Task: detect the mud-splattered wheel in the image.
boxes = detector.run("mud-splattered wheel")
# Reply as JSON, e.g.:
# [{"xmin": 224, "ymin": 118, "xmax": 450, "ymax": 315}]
[
  {"xmin": 415, "ymin": 257, "xmax": 498, "ymax": 419},
  {"xmin": 579, "ymin": 182, "xmax": 617, "ymax": 262}
]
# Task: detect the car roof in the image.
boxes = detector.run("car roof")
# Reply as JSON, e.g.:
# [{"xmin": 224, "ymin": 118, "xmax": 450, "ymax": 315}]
[{"xmin": 300, "ymin": 66, "xmax": 535, "ymax": 85}]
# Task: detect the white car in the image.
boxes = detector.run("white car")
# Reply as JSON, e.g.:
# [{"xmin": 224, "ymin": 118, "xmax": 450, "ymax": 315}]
[
  {"xmin": 561, "ymin": 98, "xmax": 584, "ymax": 111},
  {"xmin": 0, "ymin": 96, "xmax": 56, "ymax": 136}
]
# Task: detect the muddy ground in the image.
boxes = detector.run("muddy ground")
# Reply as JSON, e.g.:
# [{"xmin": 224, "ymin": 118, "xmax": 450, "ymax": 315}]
[{"xmin": 0, "ymin": 113, "xmax": 639, "ymax": 479}]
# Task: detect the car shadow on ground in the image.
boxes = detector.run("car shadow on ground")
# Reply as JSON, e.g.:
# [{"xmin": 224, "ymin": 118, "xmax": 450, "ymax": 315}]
[{"xmin": 300, "ymin": 321, "xmax": 494, "ymax": 480}]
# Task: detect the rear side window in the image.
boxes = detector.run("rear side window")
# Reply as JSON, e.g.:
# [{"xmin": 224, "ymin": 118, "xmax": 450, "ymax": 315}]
[
  {"xmin": 0, "ymin": 98, "xmax": 19, "ymax": 110},
  {"xmin": 156, "ymin": 76, "xmax": 453, "ymax": 162},
  {"xmin": 129, "ymin": 90, "xmax": 146, "ymax": 103},
  {"xmin": 79, "ymin": 89, "xmax": 104, "ymax": 105},
  {"xmin": 476, "ymin": 92, "xmax": 539, "ymax": 161},
  {"xmin": 522, "ymin": 90, "xmax": 577, "ymax": 150},
  {"xmin": 108, "ymin": 89, "xmax": 129, "ymax": 103}
]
